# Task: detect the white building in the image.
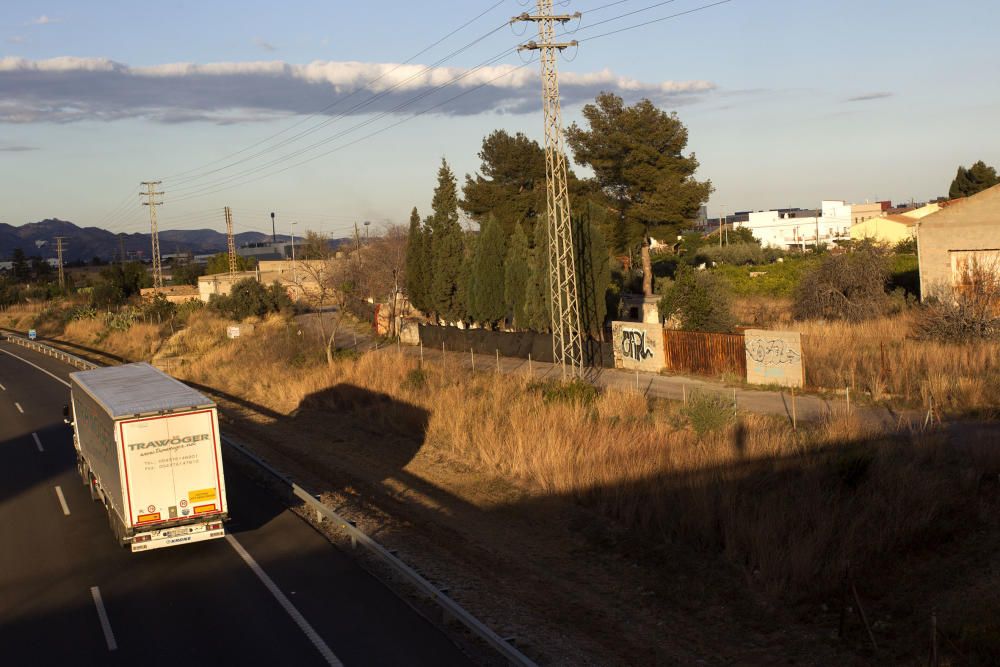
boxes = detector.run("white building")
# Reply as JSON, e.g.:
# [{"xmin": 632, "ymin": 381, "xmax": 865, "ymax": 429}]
[{"xmin": 738, "ymin": 200, "xmax": 852, "ymax": 249}]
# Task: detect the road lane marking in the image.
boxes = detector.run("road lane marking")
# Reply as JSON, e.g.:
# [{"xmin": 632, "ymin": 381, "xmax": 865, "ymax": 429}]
[
  {"xmin": 0, "ymin": 349, "xmax": 71, "ymax": 387},
  {"xmin": 14, "ymin": 402, "xmax": 23, "ymax": 413},
  {"xmin": 0, "ymin": 381, "xmax": 5, "ymax": 390},
  {"xmin": 55, "ymin": 486, "xmax": 70, "ymax": 515},
  {"xmin": 32, "ymin": 432, "xmax": 44, "ymax": 452},
  {"xmin": 90, "ymin": 587, "xmax": 118, "ymax": 651},
  {"xmin": 225, "ymin": 534, "xmax": 343, "ymax": 667}
]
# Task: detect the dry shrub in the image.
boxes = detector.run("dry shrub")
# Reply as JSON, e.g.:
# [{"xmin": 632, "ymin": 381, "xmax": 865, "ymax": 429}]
[
  {"xmin": 123, "ymin": 314, "xmax": 1000, "ymax": 600},
  {"xmin": 793, "ymin": 245, "xmax": 892, "ymax": 321}
]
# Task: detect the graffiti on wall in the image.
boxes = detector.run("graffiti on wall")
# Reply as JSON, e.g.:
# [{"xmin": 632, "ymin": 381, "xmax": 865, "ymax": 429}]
[
  {"xmin": 611, "ymin": 321, "xmax": 664, "ymax": 372},
  {"xmin": 620, "ymin": 328, "xmax": 654, "ymax": 362},
  {"xmin": 744, "ymin": 329, "xmax": 804, "ymax": 387}
]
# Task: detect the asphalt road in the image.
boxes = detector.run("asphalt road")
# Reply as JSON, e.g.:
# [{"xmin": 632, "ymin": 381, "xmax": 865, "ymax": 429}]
[{"xmin": 0, "ymin": 340, "xmax": 473, "ymax": 666}]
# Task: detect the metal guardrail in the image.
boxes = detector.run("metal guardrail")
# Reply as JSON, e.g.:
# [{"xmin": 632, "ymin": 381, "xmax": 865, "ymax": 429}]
[
  {"xmin": 3, "ymin": 330, "xmax": 536, "ymax": 667},
  {"xmin": 3, "ymin": 331, "xmax": 98, "ymax": 370}
]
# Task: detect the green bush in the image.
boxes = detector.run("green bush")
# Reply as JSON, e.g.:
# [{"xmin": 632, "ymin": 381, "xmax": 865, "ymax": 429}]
[
  {"xmin": 402, "ymin": 368, "xmax": 428, "ymax": 391},
  {"xmin": 681, "ymin": 391, "xmax": 734, "ymax": 435},
  {"xmin": 209, "ymin": 279, "xmax": 291, "ymax": 321},
  {"xmin": 532, "ymin": 378, "xmax": 599, "ymax": 406},
  {"xmin": 658, "ymin": 264, "xmax": 735, "ymax": 332},
  {"xmin": 714, "ymin": 256, "xmax": 820, "ymax": 298}
]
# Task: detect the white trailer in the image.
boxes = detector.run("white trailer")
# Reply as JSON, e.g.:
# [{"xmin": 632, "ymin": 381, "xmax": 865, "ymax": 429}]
[{"xmin": 68, "ymin": 363, "xmax": 229, "ymax": 552}]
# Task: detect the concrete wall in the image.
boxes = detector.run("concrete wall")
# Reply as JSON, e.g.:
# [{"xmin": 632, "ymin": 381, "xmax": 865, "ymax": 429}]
[
  {"xmin": 917, "ymin": 185, "xmax": 1000, "ymax": 300},
  {"xmin": 611, "ymin": 321, "xmax": 665, "ymax": 372},
  {"xmin": 744, "ymin": 329, "xmax": 803, "ymax": 388}
]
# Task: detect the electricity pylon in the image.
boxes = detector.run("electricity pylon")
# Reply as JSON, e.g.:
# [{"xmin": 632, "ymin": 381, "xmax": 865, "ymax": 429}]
[
  {"xmin": 224, "ymin": 206, "xmax": 237, "ymax": 276},
  {"xmin": 140, "ymin": 181, "xmax": 164, "ymax": 289},
  {"xmin": 54, "ymin": 236, "xmax": 67, "ymax": 289},
  {"xmin": 514, "ymin": 1, "xmax": 584, "ymax": 377}
]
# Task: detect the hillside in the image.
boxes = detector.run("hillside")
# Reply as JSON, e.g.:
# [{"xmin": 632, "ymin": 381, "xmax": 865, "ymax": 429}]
[{"xmin": 0, "ymin": 218, "xmax": 278, "ymax": 262}]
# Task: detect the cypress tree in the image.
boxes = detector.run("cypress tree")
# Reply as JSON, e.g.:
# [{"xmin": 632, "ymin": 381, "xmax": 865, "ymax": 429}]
[
  {"xmin": 428, "ymin": 158, "xmax": 465, "ymax": 322},
  {"xmin": 469, "ymin": 214, "xmax": 507, "ymax": 327},
  {"xmin": 405, "ymin": 206, "xmax": 427, "ymax": 312},
  {"xmin": 504, "ymin": 222, "xmax": 530, "ymax": 329},
  {"xmin": 574, "ymin": 204, "xmax": 611, "ymax": 340},
  {"xmin": 524, "ymin": 218, "xmax": 551, "ymax": 331},
  {"xmin": 458, "ymin": 231, "xmax": 476, "ymax": 326}
]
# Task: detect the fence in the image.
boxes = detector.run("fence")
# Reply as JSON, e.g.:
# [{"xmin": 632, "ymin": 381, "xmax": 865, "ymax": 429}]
[
  {"xmin": 418, "ymin": 325, "xmax": 613, "ymax": 368},
  {"xmin": 662, "ymin": 330, "xmax": 747, "ymax": 377}
]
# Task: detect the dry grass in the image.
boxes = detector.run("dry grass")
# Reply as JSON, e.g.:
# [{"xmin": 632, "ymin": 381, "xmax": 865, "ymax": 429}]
[
  {"xmin": 161, "ymin": 311, "xmax": 1000, "ymax": 601},
  {"xmin": 791, "ymin": 315, "xmax": 1000, "ymax": 413}
]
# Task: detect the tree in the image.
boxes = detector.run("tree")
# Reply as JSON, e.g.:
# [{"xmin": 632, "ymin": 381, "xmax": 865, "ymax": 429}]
[
  {"xmin": 574, "ymin": 205, "xmax": 611, "ymax": 340},
  {"xmin": 209, "ymin": 278, "xmax": 290, "ymax": 321},
  {"xmin": 468, "ymin": 214, "xmax": 507, "ymax": 327},
  {"xmin": 428, "ymin": 158, "xmax": 466, "ymax": 322},
  {"xmin": 504, "ymin": 222, "xmax": 530, "ymax": 329},
  {"xmin": 523, "ymin": 218, "xmax": 550, "ymax": 331},
  {"xmin": 172, "ymin": 262, "xmax": 205, "ymax": 286},
  {"xmin": 95, "ymin": 261, "xmax": 151, "ymax": 306},
  {"xmin": 793, "ymin": 244, "xmax": 891, "ymax": 321},
  {"xmin": 30, "ymin": 256, "xmax": 52, "ymax": 279},
  {"xmin": 405, "ymin": 207, "xmax": 429, "ymax": 312},
  {"xmin": 11, "ymin": 249, "xmax": 28, "ymax": 281},
  {"xmin": 205, "ymin": 252, "xmax": 253, "ymax": 275},
  {"xmin": 461, "ymin": 130, "xmax": 547, "ymax": 236},
  {"xmin": 566, "ymin": 92, "xmax": 713, "ymax": 296},
  {"xmin": 300, "ymin": 230, "xmax": 333, "ymax": 259},
  {"xmin": 949, "ymin": 160, "xmax": 999, "ymax": 199},
  {"xmin": 658, "ymin": 264, "xmax": 734, "ymax": 333}
]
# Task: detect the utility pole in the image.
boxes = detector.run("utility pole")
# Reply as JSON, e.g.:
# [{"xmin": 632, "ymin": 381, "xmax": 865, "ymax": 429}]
[
  {"xmin": 270, "ymin": 211, "xmax": 277, "ymax": 244},
  {"xmin": 140, "ymin": 181, "xmax": 164, "ymax": 289},
  {"xmin": 514, "ymin": 1, "xmax": 584, "ymax": 377},
  {"xmin": 118, "ymin": 234, "xmax": 126, "ymax": 268},
  {"xmin": 224, "ymin": 206, "xmax": 237, "ymax": 276},
  {"xmin": 54, "ymin": 236, "xmax": 67, "ymax": 289}
]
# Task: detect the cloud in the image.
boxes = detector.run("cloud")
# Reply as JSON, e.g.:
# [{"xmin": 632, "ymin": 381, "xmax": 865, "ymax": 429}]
[
  {"xmin": 6, "ymin": 35, "xmax": 28, "ymax": 44},
  {"xmin": 0, "ymin": 56, "xmax": 716, "ymax": 124},
  {"xmin": 254, "ymin": 37, "xmax": 277, "ymax": 52},
  {"xmin": 0, "ymin": 145, "xmax": 38, "ymax": 152},
  {"xmin": 846, "ymin": 92, "xmax": 893, "ymax": 103},
  {"xmin": 29, "ymin": 15, "xmax": 60, "ymax": 25}
]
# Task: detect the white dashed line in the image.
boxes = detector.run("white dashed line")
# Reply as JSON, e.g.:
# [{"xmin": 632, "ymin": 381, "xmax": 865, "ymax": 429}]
[
  {"xmin": 14, "ymin": 402, "xmax": 23, "ymax": 414},
  {"xmin": 90, "ymin": 587, "xmax": 118, "ymax": 651},
  {"xmin": 0, "ymin": 381, "xmax": 6, "ymax": 390},
  {"xmin": 0, "ymin": 349, "xmax": 71, "ymax": 387},
  {"xmin": 225, "ymin": 534, "xmax": 343, "ymax": 666},
  {"xmin": 32, "ymin": 432, "xmax": 44, "ymax": 452},
  {"xmin": 54, "ymin": 486, "xmax": 70, "ymax": 515}
]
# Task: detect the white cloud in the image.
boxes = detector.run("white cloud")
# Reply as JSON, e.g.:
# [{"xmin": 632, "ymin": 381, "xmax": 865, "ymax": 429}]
[
  {"xmin": 29, "ymin": 15, "xmax": 60, "ymax": 25},
  {"xmin": 0, "ymin": 56, "xmax": 717, "ymax": 124},
  {"xmin": 6, "ymin": 35, "xmax": 28, "ymax": 44}
]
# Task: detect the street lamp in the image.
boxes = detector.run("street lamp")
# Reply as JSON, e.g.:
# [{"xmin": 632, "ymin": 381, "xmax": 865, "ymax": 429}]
[
  {"xmin": 363, "ymin": 220, "xmax": 371, "ymax": 243},
  {"xmin": 270, "ymin": 211, "xmax": 277, "ymax": 243}
]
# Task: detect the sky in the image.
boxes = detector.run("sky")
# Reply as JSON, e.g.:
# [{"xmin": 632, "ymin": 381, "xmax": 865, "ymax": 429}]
[{"xmin": 1, "ymin": 0, "xmax": 998, "ymax": 240}]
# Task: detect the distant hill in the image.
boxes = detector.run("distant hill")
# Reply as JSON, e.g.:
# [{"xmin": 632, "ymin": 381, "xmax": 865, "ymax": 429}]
[{"xmin": 0, "ymin": 219, "xmax": 278, "ymax": 263}]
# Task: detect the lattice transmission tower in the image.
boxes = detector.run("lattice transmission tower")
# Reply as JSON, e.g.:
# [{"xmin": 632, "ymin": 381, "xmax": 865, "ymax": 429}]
[
  {"xmin": 224, "ymin": 206, "xmax": 237, "ymax": 276},
  {"xmin": 140, "ymin": 181, "xmax": 164, "ymax": 289},
  {"xmin": 514, "ymin": 1, "xmax": 584, "ymax": 377}
]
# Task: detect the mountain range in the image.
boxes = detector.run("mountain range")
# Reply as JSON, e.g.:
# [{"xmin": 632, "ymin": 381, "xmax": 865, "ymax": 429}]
[{"xmin": 0, "ymin": 219, "xmax": 281, "ymax": 263}]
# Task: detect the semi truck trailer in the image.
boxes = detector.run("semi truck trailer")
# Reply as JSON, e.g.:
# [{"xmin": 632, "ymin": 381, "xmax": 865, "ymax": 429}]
[{"xmin": 68, "ymin": 362, "xmax": 229, "ymax": 552}]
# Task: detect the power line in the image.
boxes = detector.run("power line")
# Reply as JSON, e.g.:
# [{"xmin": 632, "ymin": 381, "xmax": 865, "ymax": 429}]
[
  {"xmin": 578, "ymin": 0, "xmax": 733, "ymax": 42},
  {"xmin": 140, "ymin": 181, "xmax": 165, "ymax": 289},
  {"xmin": 161, "ymin": 5, "xmax": 511, "ymax": 188},
  {"xmin": 167, "ymin": 56, "xmax": 535, "ymax": 205}
]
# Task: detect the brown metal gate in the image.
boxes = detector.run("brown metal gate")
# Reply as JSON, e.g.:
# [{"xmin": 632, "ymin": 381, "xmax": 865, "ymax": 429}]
[{"xmin": 662, "ymin": 330, "xmax": 747, "ymax": 377}]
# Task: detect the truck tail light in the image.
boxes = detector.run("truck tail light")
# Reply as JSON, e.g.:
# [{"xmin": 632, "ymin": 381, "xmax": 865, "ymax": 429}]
[
  {"xmin": 133, "ymin": 534, "xmax": 151, "ymax": 543},
  {"xmin": 207, "ymin": 523, "xmax": 222, "ymax": 531}
]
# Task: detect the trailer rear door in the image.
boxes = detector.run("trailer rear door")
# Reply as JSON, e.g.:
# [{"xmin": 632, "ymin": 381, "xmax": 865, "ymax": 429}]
[{"xmin": 119, "ymin": 409, "xmax": 226, "ymax": 529}]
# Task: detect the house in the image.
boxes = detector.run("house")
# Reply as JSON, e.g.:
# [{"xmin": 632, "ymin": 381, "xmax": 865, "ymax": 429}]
[
  {"xmin": 850, "ymin": 214, "xmax": 917, "ymax": 245},
  {"xmin": 139, "ymin": 285, "xmax": 200, "ymax": 304},
  {"xmin": 917, "ymin": 184, "xmax": 1000, "ymax": 300},
  {"xmin": 850, "ymin": 201, "xmax": 891, "ymax": 226},
  {"xmin": 738, "ymin": 201, "xmax": 850, "ymax": 249}
]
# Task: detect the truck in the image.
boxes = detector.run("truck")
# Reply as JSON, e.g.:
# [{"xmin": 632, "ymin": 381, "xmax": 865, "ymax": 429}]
[{"xmin": 67, "ymin": 362, "xmax": 229, "ymax": 552}]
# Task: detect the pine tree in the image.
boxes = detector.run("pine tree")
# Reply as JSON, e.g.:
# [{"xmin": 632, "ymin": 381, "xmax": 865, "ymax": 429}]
[
  {"xmin": 524, "ymin": 218, "xmax": 551, "ymax": 332},
  {"xmin": 949, "ymin": 160, "xmax": 999, "ymax": 199},
  {"xmin": 504, "ymin": 222, "xmax": 530, "ymax": 329},
  {"xmin": 428, "ymin": 158, "xmax": 465, "ymax": 322},
  {"xmin": 468, "ymin": 214, "xmax": 507, "ymax": 327},
  {"xmin": 405, "ymin": 206, "xmax": 427, "ymax": 312}
]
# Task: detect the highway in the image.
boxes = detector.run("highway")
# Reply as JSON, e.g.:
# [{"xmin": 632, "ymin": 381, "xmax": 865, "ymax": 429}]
[{"xmin": 0, "ymin": 339, "xmax": 473, "ymax": 666}]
